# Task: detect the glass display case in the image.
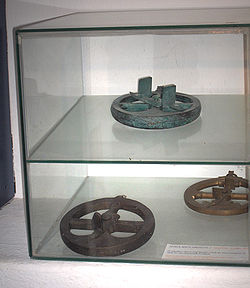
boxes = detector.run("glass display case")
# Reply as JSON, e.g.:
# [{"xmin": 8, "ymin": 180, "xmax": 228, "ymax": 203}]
[{"xmin": 15, "ymin": 8, "xmax": 250, "ymax": 265}]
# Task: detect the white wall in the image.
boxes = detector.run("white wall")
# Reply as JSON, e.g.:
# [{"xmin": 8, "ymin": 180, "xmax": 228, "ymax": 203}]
[{"xmin": 82, "ymin": 34, "xmax": 244, "ymax": 95}]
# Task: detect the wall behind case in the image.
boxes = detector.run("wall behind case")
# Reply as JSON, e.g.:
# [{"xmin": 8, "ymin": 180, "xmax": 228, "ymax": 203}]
[
  {"xmin": 0, "ymin": 0, "xmax": 15, "ymax": 207},
  {"xmin": 81, "ymin": 33, "xmax": 244, "ymax": 96}
]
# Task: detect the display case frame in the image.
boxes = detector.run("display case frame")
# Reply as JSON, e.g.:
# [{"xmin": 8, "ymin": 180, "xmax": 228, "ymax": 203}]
[{"xmin": 15, "ymin": 8, "xmax": 250, "ymax": 265}]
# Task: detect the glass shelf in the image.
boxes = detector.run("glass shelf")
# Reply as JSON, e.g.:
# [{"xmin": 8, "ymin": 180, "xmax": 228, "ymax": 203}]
[{"xmin": 28, "ymin": 94, "xmax": 247, "ymax": 164}]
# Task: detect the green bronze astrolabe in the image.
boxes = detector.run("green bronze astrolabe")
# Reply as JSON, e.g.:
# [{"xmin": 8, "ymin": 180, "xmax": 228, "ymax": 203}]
[
  {"xmin": 60, "ymin": 196, "xmax": 155, "ymax": 256},
  {"xmin": 111, "ymin": 76, "xmax": 201, "ymax": 129}
]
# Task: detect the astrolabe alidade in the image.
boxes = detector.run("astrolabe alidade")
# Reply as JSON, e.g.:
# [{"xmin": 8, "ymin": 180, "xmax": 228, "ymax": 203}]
[
  {"xmin": 111, "ymin": 76, "xmax": 201, "ymax": 129},
  {"xmin": 60, "ymin": 196, "xmax": 155, "ymax": 256},
  {"xmin": 184, "ymin": 171, "xmax": 248, "ymax": 216}
]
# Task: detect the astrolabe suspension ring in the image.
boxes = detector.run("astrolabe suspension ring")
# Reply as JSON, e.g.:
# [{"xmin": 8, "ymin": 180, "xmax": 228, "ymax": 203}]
[
  {"xmin": 111, "ymin": 76, "xmax": 201, "ymax": 129},
  {"xmin": 184, "ymin": 171, "xmax": 248, "ymax": 216},
  {"xmin": 60, "ymin": 196, "xmax": 155, "ymax": 256}
]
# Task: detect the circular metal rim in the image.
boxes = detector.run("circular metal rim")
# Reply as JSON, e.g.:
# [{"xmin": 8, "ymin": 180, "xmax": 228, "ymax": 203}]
[
  {"xmin": 60, "ymin": 197, "xmax": 155, "ymax": 256},
  {"xmin": 111, "ymin": 92, "xmax": 201, "ymax": 129},
  {"xmin": 184, "ymin": 176, "xmax": 248, "ymax": 216}
]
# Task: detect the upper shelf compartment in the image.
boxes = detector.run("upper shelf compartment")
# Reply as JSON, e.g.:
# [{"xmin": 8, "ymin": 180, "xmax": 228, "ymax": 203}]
[{"xmin": 15, "ymin": 9, "xmax": 250, "ymax": 164}]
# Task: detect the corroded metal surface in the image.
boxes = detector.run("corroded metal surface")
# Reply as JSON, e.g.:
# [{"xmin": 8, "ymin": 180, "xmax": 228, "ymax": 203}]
[
  {"xmin": 60, "ymin": 196, "xmax": 155, "ymax": 256},
  {"xmin": 111, "ymin": 76, "xmax": 201, "ymax": 129},
  {"xmin": 184, "ymin": 171, "xmax": 249, "ymax": 216}
]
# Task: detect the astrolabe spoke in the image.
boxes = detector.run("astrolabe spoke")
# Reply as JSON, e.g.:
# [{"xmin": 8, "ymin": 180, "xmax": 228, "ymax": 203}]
[
  {"xmin": 69, "ymin": 218, "xmax": 93, "ymax": 230},
  {"xmin": 193, "ymin": 191, "xmax": 248, "ymax": 201},
  {"xmin": 120, "ymin": 102, "xmax": 150, "ymax": 112},
  {"xmin": 192, "ymin": 190, "xmax": 213, "ymax": 199},
  {"xmin": 114, "ymin": 220, "xmax": 144, "ymax": 233}
]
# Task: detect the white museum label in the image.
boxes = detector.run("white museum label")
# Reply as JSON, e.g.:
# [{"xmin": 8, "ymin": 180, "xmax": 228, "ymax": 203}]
[{"xmin": 162, "ymin": 244, "xmax": 248, "ymax": 262}]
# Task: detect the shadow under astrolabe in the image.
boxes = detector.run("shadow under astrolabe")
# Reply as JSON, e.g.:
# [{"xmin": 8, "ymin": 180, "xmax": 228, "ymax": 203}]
[
  {"xmin": 111, "ymin": 76, "xmax": 201, "ymax": 129},
  {"xmin": 184, "ymin": 171, "xmax": 248, "ymax": 216},
  {"xmin": 60, "ymin": 196, "xmax": 155, "ymax": 256}
]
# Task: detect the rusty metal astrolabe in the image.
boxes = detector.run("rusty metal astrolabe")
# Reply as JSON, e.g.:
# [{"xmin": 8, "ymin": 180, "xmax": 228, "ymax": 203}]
[
  {"xmin": 184, "ymin": 171, "xmax": 249, "ymax": 216},
  {"xmin": 111, "ymin": 76, "xmax": 201, "ymax": 129},
  {"xmin": 60, "ymin": 196, "xmax": 155, "ymax": 256}
]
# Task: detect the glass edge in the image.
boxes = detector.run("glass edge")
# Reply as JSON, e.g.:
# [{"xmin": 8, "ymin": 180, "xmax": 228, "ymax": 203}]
[
  {"xmin": 15, "ymin": 23, "xmax": 250, "ymax": 35},
  {"xmin": 26, "ymin": 160, "xmax": 250, "ymax": 165},
  {"xmin": 15, "ymin": 32, "xmax": 33, "ymax": 257},
  {"xmin": 30, "ymin": 255, "xmax": 250, "ymax": 267}
]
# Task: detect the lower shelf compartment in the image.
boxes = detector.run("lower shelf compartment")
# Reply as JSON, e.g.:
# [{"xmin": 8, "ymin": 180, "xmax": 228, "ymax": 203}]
[{"xmin": 28, "ymin": 170, "xmax": 249, "ymax": 265}]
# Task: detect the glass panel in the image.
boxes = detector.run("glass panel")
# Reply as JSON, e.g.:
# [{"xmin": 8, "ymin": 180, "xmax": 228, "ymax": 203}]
[
  {"xmin": 27, "ymin": 163, "xmax": 88, "ymax": 252},
  {"xmin": 16, "ymin": 9, "xmax": 250, "ymax": 31},
  {"xmin": 246, "ymin": 30, "xmax": 250, "ymax": 163},
  {"xmin": 20, "ymin": 36, "xmax": 83, "ymax": 154}
]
